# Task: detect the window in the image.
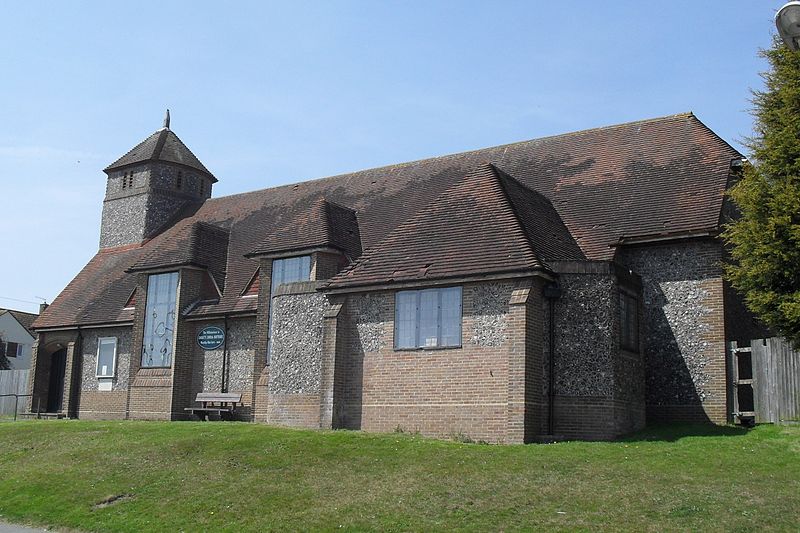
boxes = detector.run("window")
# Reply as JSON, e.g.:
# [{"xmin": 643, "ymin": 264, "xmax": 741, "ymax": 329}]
[
  {"xmin": 267, "ymin": 255, "xmax": 311, "ymax": 362},
  {"xmin": 394, "ymin": 287, "xmax": 462, "ymax": 349},
  {"xmin": 128, "ymin": 174, "xmax": 134, "ymax": 188},
  {"xmin": 96, "ymin": 337, "xmax": 117, "ymax": 378},
  {"xmin": 620, "ymin": 291, "xmax": 639, "ymax": 352},
  {"xmin": 271, "ymin": 255, "xmax": 312, "ymax": 292},
  {"xmin": 176, "ymin": 172, "xmax": 183, "ymax": 189},
  {"xmin": 141, "ymin": 271, "xmax": 179, "ymax": 367},
  {"xmin": 122, "ymin": 172, "xmax": 127, "ymax": 189},
  {"xmin": 199, "ymin": 178, "xmax": 205, "ymax": 196},
  {"xmin": 0, "ymin": 342, "xmax": 19, "ymax": 358}
]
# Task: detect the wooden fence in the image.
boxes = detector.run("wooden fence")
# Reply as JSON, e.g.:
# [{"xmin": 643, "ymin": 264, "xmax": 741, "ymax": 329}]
[
  {"xmin": 731, "ymin": 338, "xmax": 800, "ymax": 424},
  {"xmin": 752, "ymin": 338, "xmax": 800, "ymax": 423},
  {"xmin": 0, "ymin": 369, "xmax": 30, "ymax": 416}
]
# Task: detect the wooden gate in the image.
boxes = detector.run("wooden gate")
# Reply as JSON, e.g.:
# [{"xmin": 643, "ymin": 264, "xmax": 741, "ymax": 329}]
[
  {"xmin": 0, "ymin": 369, "xmax": 30, "ymax": 417},
  {"xmin": 730, "ymin": 338, "xmax": 800, "ymax": 424}
]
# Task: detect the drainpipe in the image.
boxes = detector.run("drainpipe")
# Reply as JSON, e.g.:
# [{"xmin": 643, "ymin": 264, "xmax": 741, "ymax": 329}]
[
  {"xmin": 221, "ymin": 315, "xmax": 229, "ymax": 393},
  {"xmin": 543, "ymin": 283, "xmax": 562, "ymax": 436}
]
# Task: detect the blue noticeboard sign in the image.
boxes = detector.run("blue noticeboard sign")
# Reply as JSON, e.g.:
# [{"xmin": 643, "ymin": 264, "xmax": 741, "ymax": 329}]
[{"xmin": 197, "ymin": 326, "xmax": 225, "ymax": 350}]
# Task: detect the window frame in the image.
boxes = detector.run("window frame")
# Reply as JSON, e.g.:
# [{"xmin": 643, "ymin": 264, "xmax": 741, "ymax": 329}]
[
  {"xmin": 96, "ymin": 337, "xmax": 118, "ymax": 378},
  {"xmin": 393, "ymin": 286, "xmax": 463, "ymax": 351},
  {"xmin": 619, "ymin": 290, "xmax": 640, "ymax": 353},
  {"xmin": 5, "ymin": 341, "xmax": 18, "ymax": 358}
]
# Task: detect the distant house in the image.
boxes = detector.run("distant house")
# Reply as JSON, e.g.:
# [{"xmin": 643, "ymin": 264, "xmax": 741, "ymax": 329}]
[
  {"xmin": 0, "ymin": 308, "xmax": 37, "ymax": 370},
  {"xmin": 30, "ymin": 112, "xmax": 766, "ymax": 442}
]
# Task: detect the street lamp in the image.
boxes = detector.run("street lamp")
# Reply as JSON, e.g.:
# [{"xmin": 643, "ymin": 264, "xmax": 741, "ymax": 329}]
[{"xmin": 776, "ymin": 1, "xmax": 800, "ymax": 51}]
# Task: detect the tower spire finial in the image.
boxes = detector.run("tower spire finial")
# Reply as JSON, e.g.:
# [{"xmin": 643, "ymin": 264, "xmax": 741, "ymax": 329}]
[{"xmin": 163, "ymin": 109, "xmax": 170, "ymax": 129}]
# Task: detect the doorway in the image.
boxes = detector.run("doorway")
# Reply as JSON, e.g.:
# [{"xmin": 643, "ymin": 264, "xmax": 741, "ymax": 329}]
[{"xmin": 46, "ymin": 348, "xmax": 67, "ymax": 413}]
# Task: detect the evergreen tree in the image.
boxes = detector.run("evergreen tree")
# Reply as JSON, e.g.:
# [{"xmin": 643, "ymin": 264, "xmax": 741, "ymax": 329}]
[{"xmin": 724, "ymin": 36, "xmax": 800, "ymax": 346}]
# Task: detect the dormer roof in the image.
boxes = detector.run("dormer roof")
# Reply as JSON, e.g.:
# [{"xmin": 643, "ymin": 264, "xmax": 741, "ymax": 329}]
[
  {"xmin": 247, "ymin": 198, "xmax": 362, "ymax": 259},
  {"xmin": 324, "ymin": 164, "xmax": 584, "ymax": 290},
  {"xmin": 127, "ymin": 221, "xmax": 229, "ymax": 290}
]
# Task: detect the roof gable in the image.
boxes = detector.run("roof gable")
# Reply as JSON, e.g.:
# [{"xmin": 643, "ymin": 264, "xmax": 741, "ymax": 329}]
[{"xmin": 0, "ymin": 309, "xmax": 38, "ymax": 337}]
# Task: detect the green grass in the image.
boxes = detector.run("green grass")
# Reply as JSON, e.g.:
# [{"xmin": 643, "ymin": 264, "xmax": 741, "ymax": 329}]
[{"xmin": 0, "ymin": 422, "xmax": 798, "ymax": 532}]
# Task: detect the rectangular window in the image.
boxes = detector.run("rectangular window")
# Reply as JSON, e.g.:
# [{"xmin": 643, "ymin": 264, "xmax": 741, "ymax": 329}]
[
  {"xmin": 15, "ymin": 343, "xmax": 24, "ymax": 358},
  {"xmin": 271, "ymin": 255, "xmax": 312, "ymax": 292},
  {"xmin": 5, "ymin": 342, "xmax": 18, "ymax": 358},
  {"xmin": 141, "ymin": 271, "xmax": 179, "ymax": 367},
  {"xmin": 96, "ymin": 337, "xmax": 117, "ymax": 378},
  {"xmin": 267, "ymin": 255, "xmax": 312, "ymax": 362},
  {"xmin": 394, "ymin": 287, "xmax": 462, "ymax": 349},
  {"xmin": 620, "ymin": 291, "xmax": 639, "ymax": 352}
]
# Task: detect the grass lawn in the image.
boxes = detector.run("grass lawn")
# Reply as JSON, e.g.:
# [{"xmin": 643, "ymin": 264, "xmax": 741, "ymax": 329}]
[{"xmin": 0, "ymin": 421, "xmax": 797, "ymax": 532}]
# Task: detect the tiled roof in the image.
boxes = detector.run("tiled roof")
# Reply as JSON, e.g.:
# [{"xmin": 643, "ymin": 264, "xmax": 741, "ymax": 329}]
[
  {"xmin": 325, "ymin": 164, "xmax": 583, "ymax": 289},
  {"xmin": 33, "ymin": 113, "xmax": 741, "ymax": 328},
  {"xmin": 0, "ymin": 309, "xmax": 38, "ymax": 336},
  {"xmin": 104, "ymin": 128, "xmax": 216, "ymax": 181},
  {"xmin": 247, "ymin": 198, "xmax": 362, "ymax": 259},
  {"xmin": 128, "ymin": 221, "xmax": 230, "ymax": 290}
]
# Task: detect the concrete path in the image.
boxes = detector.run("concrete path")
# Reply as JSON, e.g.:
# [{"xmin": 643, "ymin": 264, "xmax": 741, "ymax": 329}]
[{"xmin": 0, "ymin": 521, "xmax": 51, "ymax": 533}]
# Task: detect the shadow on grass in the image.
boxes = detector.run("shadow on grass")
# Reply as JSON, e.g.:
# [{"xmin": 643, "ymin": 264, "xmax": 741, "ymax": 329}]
[{"xmin": 622, "ymin": 423, "xmax": 750, "ymax": 443}]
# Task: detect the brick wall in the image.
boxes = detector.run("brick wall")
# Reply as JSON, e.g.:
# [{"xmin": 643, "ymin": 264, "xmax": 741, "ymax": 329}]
[
  {"xmin": 331, "ymin": 279, "xmax": 549, "ymax": 443},
  {"xmin": 78, "ymin": 391, "xmax": 128, "ymax": 420}
]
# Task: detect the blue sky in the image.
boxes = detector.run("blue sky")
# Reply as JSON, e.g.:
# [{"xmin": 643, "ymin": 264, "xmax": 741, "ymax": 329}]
[{"xmin": 0, "ymin": 1, "xmax": 779, "ymax": 313}]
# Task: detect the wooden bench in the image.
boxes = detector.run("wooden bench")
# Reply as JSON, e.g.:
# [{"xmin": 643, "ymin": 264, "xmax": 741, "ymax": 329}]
[{"xmin": 184, "ymin": 392, "xmax": 242, "ymax": 420}]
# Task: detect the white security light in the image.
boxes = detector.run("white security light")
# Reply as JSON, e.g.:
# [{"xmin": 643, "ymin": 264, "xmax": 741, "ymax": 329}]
[{"xmin": 776, "ymin": 1, "xmax": 800, "ymax": 51}]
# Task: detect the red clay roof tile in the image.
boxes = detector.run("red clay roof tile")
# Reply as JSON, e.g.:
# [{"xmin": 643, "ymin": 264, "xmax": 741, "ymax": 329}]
[{"xmin": 33, "ymin": 113, "xmax": 740, "ymax": 328}]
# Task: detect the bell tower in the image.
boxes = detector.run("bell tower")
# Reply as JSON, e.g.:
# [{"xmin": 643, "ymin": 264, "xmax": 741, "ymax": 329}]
[{"xmin": 99, "ymin": 110, "xmax": 217, "ymax": 249}]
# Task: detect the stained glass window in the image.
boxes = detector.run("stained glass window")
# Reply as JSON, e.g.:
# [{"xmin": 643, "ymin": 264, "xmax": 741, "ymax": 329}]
[{"xmin": 141, "ymin": 271, "xmax": 179, "ymax": 367}]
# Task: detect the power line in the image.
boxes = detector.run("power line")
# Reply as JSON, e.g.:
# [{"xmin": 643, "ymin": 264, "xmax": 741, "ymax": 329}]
[{"xmin": 0, "ymin": 295, "xmax": 42, "ymax": 305}]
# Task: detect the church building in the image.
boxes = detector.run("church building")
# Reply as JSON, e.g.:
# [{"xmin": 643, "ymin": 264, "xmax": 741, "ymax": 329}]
[{"xmin": 29, "ymin": 112, "xmax": 763, "ymax": 442}]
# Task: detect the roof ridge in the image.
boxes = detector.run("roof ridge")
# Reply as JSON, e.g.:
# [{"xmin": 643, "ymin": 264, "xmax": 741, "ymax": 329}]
[
  {"xmin": 0, "ymin": 308, "xmax": 38, "ymax": 317},
  {"xmin": 151, "ymin": 128, "xmax": 170, "ymax": 161},
  {"xmin": 491, "ymin": 164, "xmax": 547, "ymax": 267},
  {"xmin": 205, "ymin": 112, "xmax": 697, "ymax": 203}
]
